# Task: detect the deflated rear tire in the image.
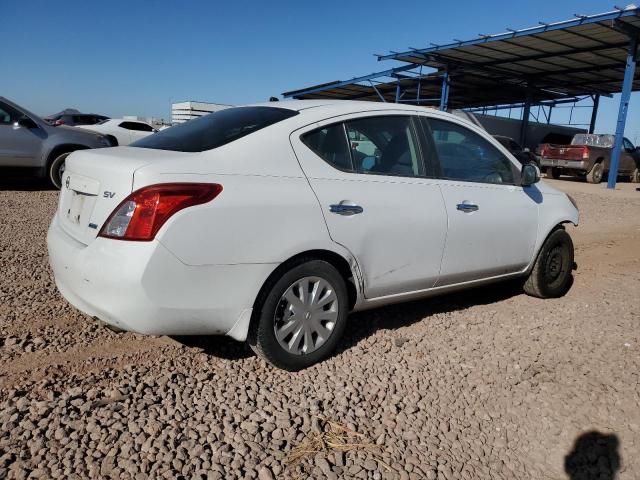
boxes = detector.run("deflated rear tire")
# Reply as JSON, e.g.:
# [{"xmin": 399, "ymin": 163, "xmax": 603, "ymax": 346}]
[
  {"xmin": 586, "ymin": 162, "xmax": 603, "ymax": 184},
  {"xmin": 48, "ymin": 152, "xmax": 71, "ymax": 189},
  {"xmin": 524, "ymin": 228, "xmax": 574, "ymax": 298},
  {"xmin": 248, "ymin": 259, "xmax": 349, "ymax": 371}
]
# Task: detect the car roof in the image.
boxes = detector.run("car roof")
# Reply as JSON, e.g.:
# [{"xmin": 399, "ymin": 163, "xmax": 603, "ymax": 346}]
[{"xmin": 249, "ymin": 99, "xmax": 441, "ymax": 113}]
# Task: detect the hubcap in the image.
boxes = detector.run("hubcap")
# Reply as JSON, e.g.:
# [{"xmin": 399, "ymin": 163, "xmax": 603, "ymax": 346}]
[{"xmin": 273, "ymin": 276, "xmax": 339, "ymax": 355}]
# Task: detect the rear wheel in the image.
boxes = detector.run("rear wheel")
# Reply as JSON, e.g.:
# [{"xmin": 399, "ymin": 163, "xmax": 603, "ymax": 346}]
[
  {"xmin": 586, "ymin": 162, "xmax": 603, "ymax": 184},
  {"xmin": 248, "ymin": 259, "xmax": 349, "ymax": 371},
  {"xmin": 547, "ymin": 167, "xmax": 561, "ymax": 179},
  {"xmin": 48, "ymin": 152, "xmax": 72, "ymax": 189},
  {"xmin": 524, "ymin": 228, "xmax": 574, "ymax": 298}
]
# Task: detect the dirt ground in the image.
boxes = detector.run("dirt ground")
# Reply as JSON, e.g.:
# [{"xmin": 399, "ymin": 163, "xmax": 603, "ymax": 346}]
[{"xmin": 0, "ymin": 176, "xmax": 639, "ymax": 480}]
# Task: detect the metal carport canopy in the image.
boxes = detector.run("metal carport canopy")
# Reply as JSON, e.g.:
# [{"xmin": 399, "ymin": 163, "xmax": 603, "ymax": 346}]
[{"xmin": 282, "ymin": 6, "xmax": 640, "ymax": 188}]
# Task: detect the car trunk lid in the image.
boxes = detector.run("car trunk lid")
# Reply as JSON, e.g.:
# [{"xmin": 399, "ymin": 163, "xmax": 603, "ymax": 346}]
[{"xmin": 56, "ymin": 147, "xmax": 188, "ymax": 245}]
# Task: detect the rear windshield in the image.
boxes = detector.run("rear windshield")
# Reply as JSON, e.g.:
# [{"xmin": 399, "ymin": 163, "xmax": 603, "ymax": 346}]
[
  {"xmin": 131, "ymin": 106, "xmax": 298, "ymax": 152},
  {"xmin": 571, "ymin": 134, "xmax": 614, "ymax": 147}
]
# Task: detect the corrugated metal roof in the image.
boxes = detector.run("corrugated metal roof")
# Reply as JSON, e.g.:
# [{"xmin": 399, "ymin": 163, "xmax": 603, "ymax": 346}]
[{"xmin": 283, "ymin": 6, "xmax": 640, "ymax": 108}]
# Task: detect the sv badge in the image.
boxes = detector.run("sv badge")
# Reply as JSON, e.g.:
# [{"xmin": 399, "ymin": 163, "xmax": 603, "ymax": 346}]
[{"xmin": 103, "ymin": 191, "xmax": 116, "ymax": 198}]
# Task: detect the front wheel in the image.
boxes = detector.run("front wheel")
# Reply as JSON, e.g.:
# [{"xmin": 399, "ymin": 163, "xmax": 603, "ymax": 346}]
[
  {"xmin": 630, "ymin": 167, "xmax": 640, "ymax": 183},
  {"xmin": 48, "ymin": 152, "xmax": 72, "ymax": 189},
  {"xmin": 248, "ymin": 259, "xmax": 349, "ymax": 371},
  {"xmin": 524, "ymin": 228, "xmax": 574, "ymax": 298}
]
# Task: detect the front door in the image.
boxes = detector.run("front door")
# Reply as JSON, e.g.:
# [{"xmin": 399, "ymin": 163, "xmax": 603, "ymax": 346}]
[
  {"xmin": 291, "ymin": 113, "xmax": 448, "ymax": 299},
  {"xmin": 425, "ymin": 116, "xmax": 539, "ymax": 285},
  {"xmin": 0, "ymin": 101, "xmax": 41, "ymax": 167}
]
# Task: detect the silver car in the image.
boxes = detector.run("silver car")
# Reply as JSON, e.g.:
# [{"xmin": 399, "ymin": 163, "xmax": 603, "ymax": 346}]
[{"xmin": 0, "ymin": 96, "xmax": 112, "ymax": 188}]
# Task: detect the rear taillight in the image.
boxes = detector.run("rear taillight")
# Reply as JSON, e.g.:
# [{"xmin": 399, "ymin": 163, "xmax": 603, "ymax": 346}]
[
  {"xmin": 539, "ymin": 144, "xmax": 548, "ymax": 157},
  {"xmin": 54, "ymin": 119, "xmax": 65, "ymax": 126},
  {"xmin": 582, "ymin": 146, "xmax": 589, "ymax": 159},
  {"xmin": 99, "ymin": 183, "xmax": 223, "ymax": 241}
]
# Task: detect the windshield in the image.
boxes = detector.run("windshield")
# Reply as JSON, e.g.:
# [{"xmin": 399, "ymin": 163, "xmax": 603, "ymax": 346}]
[
  {"xmin": 131, "ymin": 106, "xmax": 298, "ymax": 152},
  {"xmin": 571, "ymin": 134, "xmax": 614, "ymax": 147}
]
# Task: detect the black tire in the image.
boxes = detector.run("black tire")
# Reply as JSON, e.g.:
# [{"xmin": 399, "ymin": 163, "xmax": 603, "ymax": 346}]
[
  {"xmin": 48, "ymin": 152, "xmax": 72, "ymax": 189},
  {"xmin": 630, "ymin": 167, "xmax": 640, "ymax": 183},
  {"xmin": 524, "ymin": 228, "xmax": 574, "ymax": 298},
  {"xmin": 586, "ymin": 162, "xmax": 603, "ymax": 184},
  {"xmin": 248, "ymin": 259, "xmax": 349, "ymax": 371},
  {"xmin": 547, "ymin": 167, "xmax": 561, "ymax": 179}
]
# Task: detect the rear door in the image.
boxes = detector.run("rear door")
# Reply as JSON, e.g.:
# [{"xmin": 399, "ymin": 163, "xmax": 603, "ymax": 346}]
[
  {"xmin": 0, "ymin": 100, "xmax": 40, "ymax": 167},
  {"xmin": 424, "ymin": 116, "xmax": 539, "ymax": 285},
  {"xmin": 291, "ymin": 113, "xmax": 448, "ymax": 299}
]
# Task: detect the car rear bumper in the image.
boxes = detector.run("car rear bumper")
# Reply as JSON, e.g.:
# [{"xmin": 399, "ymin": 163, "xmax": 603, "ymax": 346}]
[
  {"xmin": 540, "ymin": 158, "xmax": 589, "ymax": 170},
  {"xmin": 47, "ymin": 214, "xmax": 276, "ymax": 339}
]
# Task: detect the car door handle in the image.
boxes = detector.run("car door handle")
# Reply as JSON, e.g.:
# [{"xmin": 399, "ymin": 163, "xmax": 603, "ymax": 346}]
[
  {"xmin": 456, "ymin": 202, "xmax": 479, "ymax": 213},
  {"xmin": 330, "ymin": 203, "xmax": 363, "ymax": 215}
]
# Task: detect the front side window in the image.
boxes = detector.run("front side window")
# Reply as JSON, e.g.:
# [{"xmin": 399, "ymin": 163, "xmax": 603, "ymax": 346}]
[
  {"xmin": 0, "ymin": 102, "xmax": 22, "ymax": 125},
  {"xmin": 428, "ymin": 118, "xmax": 517, "ymax": 185},
  {"xmin": 132, "ymin": 106, "xmax": 298, "ymax": 152},
  {"xmin": 345, "ymin": 116, "xmax": 423, "ymax": 177},
  {"xmin": 623, "ymin": 138, "xmax": 634, "ymax": 151}
]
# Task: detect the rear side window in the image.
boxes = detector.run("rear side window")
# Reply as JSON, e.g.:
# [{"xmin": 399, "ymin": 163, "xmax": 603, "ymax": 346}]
[
  {"xmin": 73, "ymin": 115, "xmax": 93, "ymax": 125},
  {"xmin": 428, "ymin": 118, "xmax": 518, "ymax": 185},
  {"xmin": 120, "ymin": 121, "xmax": 154, "ymax": 132},
  {"xmin": 0, "ymin": 102, "xmax": 21, "ymax": 124},
  {"xmin": 301, "ymin": 115, "xmax": 425, "ymax": 177},
  {"xmin": 132, "ymin": 106, "xmax": 298, "ymax": 152},
  {"xmin": 301, "ymin": 124, "xmax": 352, "ymax": 171}
]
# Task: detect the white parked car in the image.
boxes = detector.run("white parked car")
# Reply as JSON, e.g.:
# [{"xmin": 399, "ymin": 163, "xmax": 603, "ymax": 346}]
[
  {"xmin": 47, "ymin": 101, "xmax": 579, "ymax": 370},
  {"xmin": 78, "ymin": 119, "xmax": 157, "ymax": 146}
]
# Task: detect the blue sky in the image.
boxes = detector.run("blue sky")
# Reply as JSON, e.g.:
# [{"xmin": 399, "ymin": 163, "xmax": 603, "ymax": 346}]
[{"xmin": 2, "ymin": 0, "xmax": 639, "ymax": 140}]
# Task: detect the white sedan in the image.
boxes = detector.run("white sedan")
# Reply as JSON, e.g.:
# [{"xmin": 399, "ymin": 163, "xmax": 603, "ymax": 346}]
[
  {"xmin": 47, "ymin": 101, "xmax": 579, "ymax": 370},
  {"xmin": 78, "ymin": 119, "xmax": 157, "ymax": 146}
]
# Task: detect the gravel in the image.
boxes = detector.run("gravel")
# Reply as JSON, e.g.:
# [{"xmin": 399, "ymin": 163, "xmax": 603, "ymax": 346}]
[{"xmin": 1, "ymin": 177, "xmax": 639, "ymax": 479}]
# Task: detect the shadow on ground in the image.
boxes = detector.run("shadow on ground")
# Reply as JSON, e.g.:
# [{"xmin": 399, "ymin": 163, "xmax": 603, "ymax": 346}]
[
  {"xmin": 174, "ymin": 279, "xmax": 527, "ymax": 362},
  {"xmin": 0, "ymin": 172, "xmax": 53, "ymax": 192},
  {"xmin": 564, "ymin": 431, "xmax": 620, "ymax": 480},
  {"xmin": 336, "ymin": 279, "xmax": 525, "ymax": 355},
  {"xmin": 172, "ymin": 335, "xmax": 253, "ymax": 360}
]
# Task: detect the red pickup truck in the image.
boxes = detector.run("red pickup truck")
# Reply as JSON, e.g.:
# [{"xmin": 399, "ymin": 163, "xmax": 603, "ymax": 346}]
[{"xmin": 539, "ymin": 133, "xmax": 640, "ymax": 184}]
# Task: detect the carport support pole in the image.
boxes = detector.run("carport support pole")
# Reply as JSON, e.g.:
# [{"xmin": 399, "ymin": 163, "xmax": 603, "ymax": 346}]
[
  {"xmin": 395, "ymin": 80, "xmax": 401, "ymax": 103},
  {"xmin": 589, "ymin": 94, "xmax": 600, "ymax": 134},
  {"xmin": 519, "ymin": 97, "xmax": 531, "ymax": 147},
  {"xmin": 608, "ymin": 36, "xmax": 638, "ymax": 189},
  {"xmin": 439, "ymin": 70, "xmax": 450, "ymax": 111}
]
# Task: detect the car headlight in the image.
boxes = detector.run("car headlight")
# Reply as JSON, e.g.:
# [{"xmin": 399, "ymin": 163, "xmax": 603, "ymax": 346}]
[{"xmin": 567, "ymin": 193, "xmax": 579, "ymax": 211}]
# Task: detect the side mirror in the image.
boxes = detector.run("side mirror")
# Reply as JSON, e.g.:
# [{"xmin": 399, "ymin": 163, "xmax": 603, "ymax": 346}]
[
  {"xmin": 521, "ymin": 163, "xmax": 540, "ymax": 186},
  {"xmin": 14, "ymin": 115, "xmax": 38, "ymax": 129}
]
